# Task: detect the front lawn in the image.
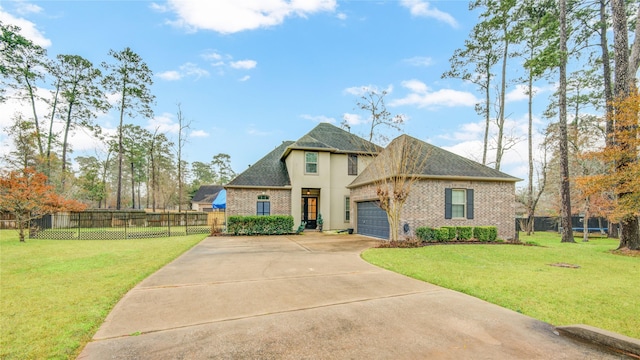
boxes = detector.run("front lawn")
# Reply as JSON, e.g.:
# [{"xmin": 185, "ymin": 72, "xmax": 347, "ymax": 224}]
[
  {"xmin": 362, "ymin": 232, "xmax": 640, "ymax": 339},
  {"xmin": 0, "ymin": 230, "xmax": 207, "ymax": 360}
]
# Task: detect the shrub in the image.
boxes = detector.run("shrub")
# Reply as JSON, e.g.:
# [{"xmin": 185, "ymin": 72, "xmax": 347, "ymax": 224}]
[
  {"xmin": 435, "ymin": 228, "xmax": 450, "ymax": 242},
  {"xmin": 440, "ymin": 226, "xmax": 457, "ymax": 241},
  {"xmin": 473, "ymin": 226, "xmax": 498, "ymax": 242},
  {"xmin": 457, "ymin": 226, "xmax": 473, "ymax": 240},
  {"xmin": 227, "ymin": 215, "xmax": 294, "ymax": 235},
  {"xmin": 415, "ymin": 227, "xmax": 437, "ymax": 242}
]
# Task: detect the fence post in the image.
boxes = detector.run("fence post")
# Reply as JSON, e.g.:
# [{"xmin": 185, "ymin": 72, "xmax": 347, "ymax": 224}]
[
  {"xmin": 184, "ymin": 212, "xmax": 188, "ymax": 235},
  {"xmin": 167, "ymin": 212, "xmax": 171, "ymax": 237},
  {"xmin": 125, "ymin": 212, "xmax": 128, "ymax": 239}
]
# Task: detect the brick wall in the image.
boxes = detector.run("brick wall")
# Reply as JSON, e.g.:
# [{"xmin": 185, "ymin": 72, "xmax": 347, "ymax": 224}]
[
  {"xmin": 350, "ymin": 179, "xmax": 516, "ymax": 240},
  {"xmin": 226, "ymin": 188, "xmax": 292, "ymax": 216}
]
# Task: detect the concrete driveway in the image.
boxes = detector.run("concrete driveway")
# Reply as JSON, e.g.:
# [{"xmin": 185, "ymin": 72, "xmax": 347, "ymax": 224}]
[{"xmin": 78, "ymin": 233, "xmax": 620, "ymax": 359}]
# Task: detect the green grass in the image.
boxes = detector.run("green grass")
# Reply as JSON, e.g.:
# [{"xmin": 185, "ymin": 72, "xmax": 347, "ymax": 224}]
[
  {"xmin": 362, "ymin": 232, "xmax": 640, "ymax": 339},
  {"xmin": 0, "ymin": 230, "xmax": 207, "ymax": 360}
]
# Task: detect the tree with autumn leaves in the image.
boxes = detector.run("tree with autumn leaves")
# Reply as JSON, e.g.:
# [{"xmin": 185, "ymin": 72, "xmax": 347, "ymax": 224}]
[
  {"xmin": 577, "ymin": 90, "xmax": 640, "ymax": 250},
  {"xmin": 0, "ymin": 167, "xmax": 86, "ymax": 242}
]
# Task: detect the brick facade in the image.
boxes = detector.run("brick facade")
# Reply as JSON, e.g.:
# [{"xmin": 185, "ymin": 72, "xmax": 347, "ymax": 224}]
[
  {"xmin": 350, "ymin": 179, "xmax": 516, "ymax": 240},
  {"xmin": 226, "ymin": 188, "xmax": 292, "ymax": 217}
]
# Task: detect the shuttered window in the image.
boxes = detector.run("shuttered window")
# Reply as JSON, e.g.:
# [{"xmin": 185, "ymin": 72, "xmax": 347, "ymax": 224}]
[{"xmin": 445, "ymin": 188, "xmax": 474, "ymax": 220}]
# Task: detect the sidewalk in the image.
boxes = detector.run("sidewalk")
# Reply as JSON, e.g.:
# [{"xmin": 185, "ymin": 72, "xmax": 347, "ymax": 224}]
[{"xmin": 79, "ymin": 234, "xmax": 626, "ymax": 359}]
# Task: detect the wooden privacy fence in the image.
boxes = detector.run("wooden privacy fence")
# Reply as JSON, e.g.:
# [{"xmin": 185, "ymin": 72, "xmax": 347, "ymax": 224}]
[{"xmin": 29, "ymin": 210, "xmax": 215, "ymax": 240}]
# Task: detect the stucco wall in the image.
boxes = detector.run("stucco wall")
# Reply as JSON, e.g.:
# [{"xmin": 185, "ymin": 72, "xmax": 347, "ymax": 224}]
[
  {"xmin": 226, "ymin": 188, "xmax": 292, "ymax": 217},
  {"xmin": 285, "ymin": 150, "xmax": 371, "ymax": 230},
  {"xmin": 350, "ymin": 179, "xmax": 516, "ymax": 240}
]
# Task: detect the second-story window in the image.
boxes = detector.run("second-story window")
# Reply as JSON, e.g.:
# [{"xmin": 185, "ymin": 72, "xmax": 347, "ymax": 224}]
[
  {"xmin": 305, "ymin": 151, "xmax": 318, "ymax": 174},
  {"xmin": 348, "ymin": 154, "xmax": 358, "ymax": 175}
]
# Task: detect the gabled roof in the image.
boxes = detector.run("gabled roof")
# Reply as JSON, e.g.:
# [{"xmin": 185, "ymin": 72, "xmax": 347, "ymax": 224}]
[
  {"xmin": 226, "ymin": 141, "xmax": 294, "ymax": 188},
  {"xmin": 349, "ymin": 134, "xmax": 520, "ymax": 188},
  {"xmin": 282, "ymin": 122, "xmax": 380, "ymax": 158},
  {"xmin": 191, "ymin": 185, "xmax": 224, "ymax": 203}
]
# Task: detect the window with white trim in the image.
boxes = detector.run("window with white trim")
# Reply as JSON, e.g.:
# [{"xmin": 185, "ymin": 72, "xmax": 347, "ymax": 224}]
[
  {"xmin": 305, "ymin": 152, "xmax": 318, "ymax": 174},
  {"xmin": 257, "ymin": 195, "xmax": 270, "ymax": 216},
  {"xmin": 451, "ymin": 189, "xmax": 466, "ymax": 218},
  {"xmin": 445, "ymin": 188, "xmax": 474, "ymax": 219},
  {"xmin": 345, "ymin": 196, "xmax": 351, "ymax": 221}
]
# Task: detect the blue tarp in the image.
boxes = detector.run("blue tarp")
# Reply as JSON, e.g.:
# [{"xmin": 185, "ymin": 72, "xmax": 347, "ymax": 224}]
[{"xmin": 212, "ymin": 189, "xmax": 226, "ymax": 209}]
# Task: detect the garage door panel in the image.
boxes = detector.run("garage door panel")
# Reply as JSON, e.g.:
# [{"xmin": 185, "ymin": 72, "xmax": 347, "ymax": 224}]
[{"xmin": 357, "ymin": 201, "xmax": 389, "ymax": 239}]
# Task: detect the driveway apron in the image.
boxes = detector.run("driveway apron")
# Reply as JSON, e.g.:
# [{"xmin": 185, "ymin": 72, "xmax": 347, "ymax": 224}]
[{"xmin": 78, "ymin": 234, "xmax": 621, "ymax": 359}]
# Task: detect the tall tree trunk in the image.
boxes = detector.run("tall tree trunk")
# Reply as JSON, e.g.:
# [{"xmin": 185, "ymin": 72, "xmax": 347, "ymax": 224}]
[
  {"xmin": 559, "ymin": 0, "xmax": 574, "ymax": 243},
  {"xmin": 482, "ymin": 60, "xmax": 491, "ymax": 166},
  {"xmin": 116, "ymin": 79, "xmax": 127, "ymax": 210},
  {"xmin": 526, "ymin": 55, "xmax": 534, "ymax": 235},
  {"xmin": 131, "ymin": 162, "xmax": 135, "ymax": 209},
  {"xmin": 24, "ymin": 75, "xmax": 43, "ymax": 158},
  {"xmin": 495, "ymin": 24, "xmax": 508, "ymax": 171},
  {"xmin": 61, "ymin": 92, "xmax": 76, "ymax": 193},
  {"xmin": 611, "ymin": 0, "xmax": 640, "ymax": 250},
  {"xmin": 46, "ymin": 82, "xmax": 60, "ymax": 180},
  {"xmin": 600, "ymin": 0, "xmax": 614, "ymax": 145}
]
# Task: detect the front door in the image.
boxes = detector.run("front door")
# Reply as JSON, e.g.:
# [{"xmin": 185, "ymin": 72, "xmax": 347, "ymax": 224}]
[{"xmin": 303, "ymin": 197, "xmax": 317, "ymax": 229}]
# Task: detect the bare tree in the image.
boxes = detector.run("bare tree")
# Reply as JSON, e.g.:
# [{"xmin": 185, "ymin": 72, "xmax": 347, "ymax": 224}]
[
  {"xmin": 175, "ymin": 103, "xmax": 191, "ymax": 212},
  {"xmin": 358, "ymin": 135, "xmax": 430, "ymax": 241},
  {"xmin": 343, "ymin": 88, "xmax": 405, "ymax": 145}
]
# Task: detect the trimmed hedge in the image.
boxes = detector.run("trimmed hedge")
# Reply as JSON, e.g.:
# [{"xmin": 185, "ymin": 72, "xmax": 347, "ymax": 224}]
[
  {"xmin": 457, "ymin": 226, "xmax": 473, "ymax": 240},
  {"xmin": 473, "ymin": 226, "xmax": 498, "ymax": 242},
  {"xmin": 415, "ymin": 227, "xmax": 437, "ymax": 242},
  {"xmin": 435, "ymin": 228, "xmax": 450, "ymax": 242},
  {"xmin": 440, "ymin": 226, "xmax": 457, "ymax": 241},
  {"xmin": 227, "ymin": 215, "xmax": 294, "ymax": 235},
  {"xmin": 415, "ymin": 225, "xmax": 498, "ymax": 242}
]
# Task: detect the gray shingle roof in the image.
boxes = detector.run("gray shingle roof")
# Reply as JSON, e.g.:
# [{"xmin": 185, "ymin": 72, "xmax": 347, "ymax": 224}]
[
  {"xmin": 226, "ymin": 141, "xmax": 294, "ymax": 188},
  {"xmin": 349, "ymin": 134, "xmax": 520, "ymax": 187},
  {"xmin": 283, "ymin": 122, "xmax": 380, "ymax": 157},
  {"xmin": 191, "ymin": 185, "xmax": 224, "ymax": 203}
]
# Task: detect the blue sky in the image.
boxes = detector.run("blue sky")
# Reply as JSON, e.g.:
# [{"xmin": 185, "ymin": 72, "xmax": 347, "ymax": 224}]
[{"xmin": 1, "ymin": 0, "xmax": 549, "ymax": 184}]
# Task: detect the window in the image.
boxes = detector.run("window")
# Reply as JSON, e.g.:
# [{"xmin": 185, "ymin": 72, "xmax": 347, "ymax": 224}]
[
  {"xmin": 348, "ymin": 154, "xmax": 358, "ymax": 175},
  {"xmin": 257, "ymin": 195, "xmax": 270, "ymax": 216},
  {"xmin": 345, "ymin": 196, "xmax": 351, "ymax": 221},
  {"xmin": 451, "ymin": 189, "xmax": 466, "ymax": 218},
  {"xmin": 445, "ymin": 188, "xmax": 474, "ymax": 219},
  {"xmin": 305, "ymin": 152, "xmax": 318, "ymax": 174}
]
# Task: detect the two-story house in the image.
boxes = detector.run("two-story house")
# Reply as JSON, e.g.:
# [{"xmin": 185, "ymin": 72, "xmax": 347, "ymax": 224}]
[
  {"xmin": 226, "ymin": 123, "xmax": 520, "ymax": 239},
  {"xmin": 226, "ymin": 123, "xmax": 379, "ymax": 231}
]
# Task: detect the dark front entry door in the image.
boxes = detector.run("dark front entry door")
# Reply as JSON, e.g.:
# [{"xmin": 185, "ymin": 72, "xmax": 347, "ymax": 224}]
[{"xmin": 303, "ymin": 197, "xmax": 317, "ymax": 229}]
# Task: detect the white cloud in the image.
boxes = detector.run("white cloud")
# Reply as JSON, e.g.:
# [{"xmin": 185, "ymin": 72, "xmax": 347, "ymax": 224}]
[
  {"xmin": 343, "ymin": 84, "xmax": 394, "ymax": 96},
  {"xmin": 157, "ymin": 63, "xmax": 209, "ymax": 81},
  {"xmin": 149, "ymin": 2, "xmax": 169, "ymax": 12},
  {"xmin": 301, "ymin": 114, "xmax": 336, "ymax": 124},
  {"xmin": 0, "ymin": 7, "xmax": 51, "ymax": 47},
  {"xmin": 190, "ymin": 129, "xmax": 209, "ymax": 138},
  {"xmin": 14, "ymin": 1, "xmax": 43, "ymax": 15},
  {"xmin": 157, "ymin": 70, "xmax": 182, "ymax": 81},
  {"xmin": 165, "ymin": 0, "xmax": 337, "ymax": 34},
  {"xmin": 341, "ymin": 113, "xmax": 366, "ymax": 126},
  {"xmin": 238, "ymin": 75, "xmax": 251, "ymax": 82},
  {"xmin": 390, "ymin": 79, "xmax": 478, "ymax": 109},
  {"xmin": 202, "ymin": 51, "xmax": 225, "ymax": 61},
  {"xmin": 230, "ymin": 60, "xmax": 257, "ymax": 69},
  {"xmin": 146, "ymin": 113, "xmax": 180, "ymax": 134},
  {"xmin": 400, "ymin": 0, "xmax": 458, "ymax": 28},
  {"xmin": 439, "ymin": 113, "xmax": 549, "ymax": 181},
  {"xmin": 505, "ymin": 84, "xmax": 542, "ymax": 103},
  {"xmin": 403, "ymin": 56, "xmax": 433, "ymax": 67},
  {"xmin": 336, "ymin": 12, "xmax": 347, "ymax": 20}
]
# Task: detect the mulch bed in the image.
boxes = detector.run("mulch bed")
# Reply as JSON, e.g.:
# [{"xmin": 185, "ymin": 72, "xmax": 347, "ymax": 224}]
[{"xmin": 376, "ymin": 239, "xmax": 525, "ymax": 248}]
